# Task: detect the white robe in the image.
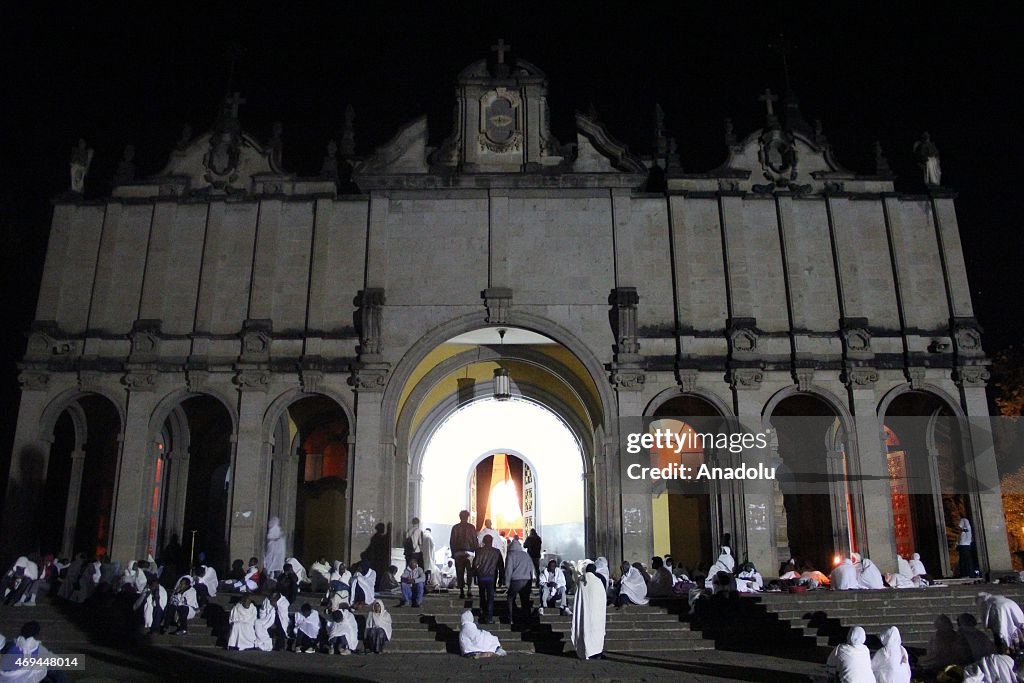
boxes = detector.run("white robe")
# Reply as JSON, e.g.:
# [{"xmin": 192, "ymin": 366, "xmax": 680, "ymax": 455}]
[
  {"xmin": 198, "ymin": 566, "xmax": 218, "ymax": 597},
  {"xmin": 235, "ymin": 566, "xmax": 259, "ymax": 592},
  {"xmin": 133, "ymin": 585, "xmax": 167, "ymax": 629},
  {"xmin": 830, "ymin": 560, "xmax": 860, "ymax": 591},
  {"xmin": 254, "ymin": 598, "xmax": 276, "ymax": 651},
  {"xmin": 285, "ymin": 557, "xmax": 308, "ymax": 584},
  {"xmin": 595, "ymin": 557, "xmax": 611, "ymax": 592},
  {"xmin": 857, "ymin": 560, "xmax": 885, "ymax": 589},
  {"xmin": 421, "ymin": 531, "xmax": 436, "ymax": 572},
  {"xmin": 459, "ymin": 610, "xmax": 500, "ymax": 655},
  {"xmin": 327, "ymin": 610, "xmax": 358, "ymax": 649},
  {"xmin": 366, "ymin": 600, "xmax": 392, "ymax": 641},
  {"xmin": 294, "ymin": 610, "xmax": 321, "ymax": 640},
  {"xmin": 71, "ymin": 561, "xmax": 102, "ymax": 602},
  {"xmin": 353, "ymin": 569, "xmax": 375, "ymax": 604},
  {"xmin": 170, "ymin": 587, "xmax": 199, "ymax": 620},
  {"xmin": 825, "ymin": 627, "xmax": 874, "ymax": 683},
  {"xmin": 122, "ymin": 561, "xmax": 147, "ymax": 593},
  {"xmin": 264, "ymin": 518, "xmax": 286, "ymax": 575},
  {"xmin": 908, "ymin": 554, "xmax": 927, "ymax": 578},
  {"xmin": 871, "ymin": 626, "xmax": 911, "ymax": 683},
  {"xmin": 977, "ymin": 592, "xmax": 1024, "ymax": 648},
  {"xmin": 571, "ymin": 571, "xmax": 606, "ymax": 659},
  {"xmin": 962, "ymin": 654, "xmax": 1017, "ymax": 683},
  {"xmin": 1, "ymin": 636, "xmax": 55, "ymax": 683},
  {"xmin": 897, "ymin": 556, "xmax": 914, "ymax": 580},
  {"xmin": 736, "ymin": 570, "xmax": 763, "ymax": 593},
  {"xmin": 618, "ymin": 566, "xmax": 649, "ymax": 605},
  {"xmin": 227, "ymin": 602, "xmax": 258, "ymax": 650}
]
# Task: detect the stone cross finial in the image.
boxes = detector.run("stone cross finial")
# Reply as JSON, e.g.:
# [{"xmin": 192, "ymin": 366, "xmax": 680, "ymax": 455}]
[
  {"xmin": 224, "ymin": 91, "xmax": 246, "ymax": 119},
  {"xmin": 491, "ymin": 39, "xmax": 511, "ymax": 64},
  {"xmin": 759, "ymin": 88, "xmax": 779, "ymax": 117}
]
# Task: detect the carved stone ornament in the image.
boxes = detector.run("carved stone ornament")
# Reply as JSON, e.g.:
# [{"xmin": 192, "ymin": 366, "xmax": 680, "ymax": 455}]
[
  {"xmin": 952, "ymin": 319, "xmax": 983, "ymax": 355},
  {"xmin": 357, "ymin": 289, "xmax": 386, "ymax": 358},
  {"xmin": 300, "ymin": 369, "xmax": 324, "ymax": 394},
  {"xmin": 727, "ymin": 318, "xmax": 758, "ymax": 358},
  {"xmin": 122, "ymin": 371, "xmax": 158, "ymax": 391},
  {"xmin": 729, "ymin": 367, "xmax": 764, "ymax": 390},
  {"xmin": 18, "ymin": 370, "xmax": 50, "ymax": 391},
  {"xmin": 610, "ymin": 287, "xmax": 640, "ymax": 358},
  {"xmin": 483, "ymin": 287, "xmax": 513, "ymax": 325},
  {"xmin": 758, "ymin": 127, "xmax": 798, "ymax": 182},
  {"xmin": 794, "ymin": 367, "xmax": 815, "ymax": 392},
  {"xmin": 611, "ymin": 368, "xmax": 646, "ymax": 391},
  {"xmin": 479, "ymin": 88, "xmax": 523, "ymax": 154},
  {"xmin": 349, "ymin": 364, "xmax": 389, "ymax": 392},
  {"xmin": 843, "ymin": 366, "xmax": 879, "ymax": 388},
  {"xmin": 240, "ymin": 319, "xmax": 273, "ymax": 362},
  {"xmin": 130, "ymin": 319, "xmax": 162, "ymax": 361},
  {"xmin": 26, "ymin": 324, "xmax": 77, "ymax": 360},
  {"xmin": 204, "ymin": 92, "xmax": 245, "ymax": 186},
  {"xmin": 906, "ymin": 366, "xmax": 926, "ymax": 390},
  {"xmin": 676, "ymin": 367, "xmax": 699, "ymax": 393},
  {"xmin": 954, "ymin": 365, "xmax": 990, "ymax": 387},
  {"xmin": 234, "ymin": 370, "xmax": 270, "ymax": 392},
  {"xmin": 840, "ymin": 318, "xmax": 872, "ymax": 358}
]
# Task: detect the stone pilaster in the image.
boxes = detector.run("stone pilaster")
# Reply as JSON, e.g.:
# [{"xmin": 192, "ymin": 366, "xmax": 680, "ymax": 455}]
[
  {"xmin": 109, "ymin": 389, "xmax": 159, "ymax": 564},
  {"xmin": 60, "ymin": 449, "xmax": 86, "ymax": 559},
  {"xmin": 229, "ymin": 386, "xmax": 271, "ymax": 567}
]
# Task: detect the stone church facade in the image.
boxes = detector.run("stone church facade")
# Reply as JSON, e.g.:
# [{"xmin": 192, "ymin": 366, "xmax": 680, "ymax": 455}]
[{"xmin": 2, "ymin": 47, "xmax": 1009, "ymax": 578}]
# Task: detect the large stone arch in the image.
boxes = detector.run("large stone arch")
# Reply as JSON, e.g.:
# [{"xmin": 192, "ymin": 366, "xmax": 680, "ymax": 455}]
[
  {"xmin": 643, "ymin": 386, "xmax": 735, "ymax": 420},
  {"xmin": 39, "ymin": 387, "xmax": 126, "ymax": 444}
]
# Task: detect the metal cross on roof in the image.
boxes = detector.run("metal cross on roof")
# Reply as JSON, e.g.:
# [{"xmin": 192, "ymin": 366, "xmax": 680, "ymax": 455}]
[{"xmin": 759, "ymin": 88, "xmax": 779, "ymax": 117}]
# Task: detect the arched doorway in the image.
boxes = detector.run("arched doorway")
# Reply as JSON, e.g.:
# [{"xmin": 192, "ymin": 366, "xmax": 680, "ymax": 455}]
[
  {"xmin": 884, "ymin": 390, "xmax": 967, "ymax": 577},
  {"xmin": 648, "ymin": 395, "xmax": 727, "ymax": 574},
  {"xmin": 40, "ymin": 394, "xmax": 121, "ymax": 559},
  {"xmin": 267, "ymin": 395, "xmax": 350, "ymax": 563},
  {"xmin": 471, "ymin": 452, "xmax": 533, "ymax": 540},
  {"xmin": 151, "ymin": 395, "xmax": 233, "ymax": 571},
  {"xmin": 769, "ymin": 393, "xmax": 854, "ymax": 573},
  {"xmin": 418, "ymin": 397, "xmax": 586, "ymax": 562}
]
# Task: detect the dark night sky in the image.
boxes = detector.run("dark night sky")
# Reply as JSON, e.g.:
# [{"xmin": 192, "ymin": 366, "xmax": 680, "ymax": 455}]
[{"xmin": 1, "ymin": 2, "xmax": 1021, "ymax": 489}]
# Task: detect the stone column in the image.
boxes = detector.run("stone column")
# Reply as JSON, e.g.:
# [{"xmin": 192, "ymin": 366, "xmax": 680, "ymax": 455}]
[
  {"xmin": 615, "ymin": 385, "xmax": 651, "ymax": 564},
  {"xmin": 959, "ymin": 383, "xmax": 1013, "ymax": 573},
  {"xmin": 825, "ymin": 448, "xmax": 852, "ymax": 558},
  {"xmin": 348, "ymin": 385, "xmax": 386, "ymax": 561},
  {"xmin": 228, "ymin": 375, "xmax": 270, "ymax": 567},
  {"xmin": 848, "ymin": 390, "xmax": 898, "ymax": 569},
  {"xmin": 1, "ymin": 379, "xmax": 53, "ymax": 561},
  {"xmin": 925, "ymin": 446, "xmax": 953, "ymax": 576},
  {"xmin": 109, "ymin": 386, "xmax": 160, "ymax": 564},
  {"xmin": 734, "ymin": 384, "xmax": 775, "ymax": 578},
  {"xmin": 163, "ymin": 449, "xmax": 191, "ymax": 546},
  {"xmin": 60, "ymin": 449, "xmax": 86, "ymax": 558}
]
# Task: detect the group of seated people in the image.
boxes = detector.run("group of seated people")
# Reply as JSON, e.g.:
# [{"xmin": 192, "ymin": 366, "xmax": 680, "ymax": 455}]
[
  {"xmin": 825, "ymin": 592, "xmax": 1024, "ymax": 682},
  {"xmin": 769, "ymin": 551, "xmax": 930, "ymax": 592}
]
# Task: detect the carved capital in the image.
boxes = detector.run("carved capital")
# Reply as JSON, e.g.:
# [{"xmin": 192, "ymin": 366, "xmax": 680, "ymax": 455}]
[
  {"xmin": 356, "ymin": 289, "xmax": 386, "ymax": 357},
  {"xmin": 954, "ymin": 365, "xmax": 990, "ymax": 387},
  {"xmin": 729, "ymin": 367, "xmax": 764, "ymax": 391},
  {"xmin": 240, "ymin": 319, "xmax": 273, "ymax": 363},
  {"xmin": 843, "ymin": 366, "xmax": 879, "ymax": 389},
  {"xmin": 25, "ymin": 322, "xmax": 78, "ymax": 361},
  {"xmin": 18, "ymin": 370, "xmax": 50, "ymax": 391},
  {"xmin": 610, "ymin": 287, "xmax": 640, "ymax": 358},
  {"xmin": 349, "ymin": 362, "xmax": 389, "ymax": 392},
  {"xmin": 611, "ymin": 367, "xmax": 646, "ymax": 392},
  {"xmin": 483, "ymin": 287, "xmax": 513, "ymax": 325},
  {"xmin": 234, "ymin": 370, "xmax": 270, "ymax": 392},
  {"xmin": 122, "ymin": 370, "xmax": 158, "ymax": 392}
]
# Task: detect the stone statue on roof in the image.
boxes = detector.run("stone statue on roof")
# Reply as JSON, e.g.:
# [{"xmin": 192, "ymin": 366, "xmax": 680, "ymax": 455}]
[
  {"xmin": 913, "ymin": 132, "xmax": 941, "ymax": 187},
  {"xmin": 70, "ymin": 138, "xmax": 94, "ymax": 194}
]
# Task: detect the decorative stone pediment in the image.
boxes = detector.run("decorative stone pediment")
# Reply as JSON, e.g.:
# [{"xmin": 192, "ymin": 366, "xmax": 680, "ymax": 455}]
[
  {"xmin": 951, "ymin": 317, "xmax": 984, "ymax": 357},
  {"xmin": 840, "ymin": 317, "xmax": 872, "ymax": 359},
  {"xmin": 727, "ymin": 317, "xmax": 758, "ymax": 359}
]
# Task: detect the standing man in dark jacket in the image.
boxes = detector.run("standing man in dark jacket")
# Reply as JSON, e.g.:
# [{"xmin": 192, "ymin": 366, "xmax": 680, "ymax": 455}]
[
  {"xmin": 366, "ymin": 523, "xmax": 391, "ymax": 590},
  {"xmin": 472, "ymin": 535, "xmax": 504, "ymax": 624},
  {"xmin": 449, "ymin": 510, "xmax": 478, "ymax": 599},
  {"xmin": 524, "ymin": 529, "xmax": 542, "ymax": 587}
]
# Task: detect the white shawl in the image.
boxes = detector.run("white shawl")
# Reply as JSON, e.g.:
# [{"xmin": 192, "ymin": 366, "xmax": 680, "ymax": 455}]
[
  {"xmin": 328, "ymin": 609, "xmax": 358, "ymax": 648},
  {"xmin": 199, "ymin": 566, "xmax": 218, "ymax": 597},
  {"xmin": 619, "ymin": 566, "xmax": 649, "ymax": 605},
  {"xmin": 285, "ymin": 557, "xmax": 308, "ymax": 584},
  {"xmin": 571, "ymin": 570, "xmax": 606, "ymax": 659},
  {"xmin": 825, "ymin": 626, "xmax": 875, "ymax": 683},
  {"xmin": 254, "ymin": 598, "xmax": 276, "ymax": 651},
  {"xmin": 366, "ymin": 600, "xmax": 392, "ymax": 640},
  {"xmin": 264, "ymin": 517, "xmax": 285, "ymax": 574},
  {"xmin": 908, "ymin": 553, "xmax": 927, "ymax": 578},
  {"xmin": 977, "ymin": 592, "xmax": 1024, "ymax": 648},
  {"xmin": 830, "ymin": 559, "xmax": 860, "ymax": 591},
  {"xmin": 459, "ymin": 609, "xmax": 500, "ymax": 655},
  {"xmin": 871, "ymin": 626, "xmax": 911, "ymax": 683},
  {"xmin": 595, "ymin": 557, "xmax": 611, "ymax": 588},
  {"xmin": 294, "ymin": 610, "xmax": 321, "ymax": 640},
  {"xmin": 897, "ymin": 556, "xmax": 913, "ymax": 580},
  {"xmin": 857, "ymin": 559, "xmax": 885, "ymax": 589},
  {"xmin": 354, "ymin": 568, "xmax": 376, "ymax": 603},
  {"xmin": 963, "ymin": 654, "xmax": 1017, "ymax": 683},
  {"xmin": 228, "ymin": 602, "xmax": 258, "ymax": 649}
]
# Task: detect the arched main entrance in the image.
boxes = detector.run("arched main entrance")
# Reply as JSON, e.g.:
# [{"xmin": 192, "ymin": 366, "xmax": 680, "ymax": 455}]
[{"xmin": 418, "ymin": 397, "xmax": 586, "ymax": 561}]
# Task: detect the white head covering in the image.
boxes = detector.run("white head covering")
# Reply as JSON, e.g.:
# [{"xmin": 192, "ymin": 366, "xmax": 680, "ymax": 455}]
[
  {"xmin": 619, "ymin": 565, "xmax": 649, "ymax": 605},
  {"xmin": 366, "ymin": 599, "xmax": 392, "ymax": 640},
  {"xmin": 826, "ymin": 626, "xmax": 873, "ymax": 683},
  {"xmin": 858, "ymin": 559, "xmax": 885, "ymax": 589},
  {"xmin": 595, "ymin": 557, "xmax": 611, "ymax": 585},
  {"xmin": 908, "ymin": 553, "xmax": 927, "ymax": 577},
  {"xmin": 896, "ymin": 555, "xmax": 913, "ymax": 579},
  {"xmin": 830, "ymin": 558, "xmax": 860, "ymax": 591},
  {"xmin": 962, "ymin": 654, "xmax": 1016, "ymax": 683},
  {"xmin": 459, "ymin": 609, "xmax": 501, "ymax": 655},
  {"xmin": 871, "ymin": 626, "xmax": 911, "ymax": 683},
  {"xmin": 285, "ymin": 557, "xmax": 307, "ymax": 583}
]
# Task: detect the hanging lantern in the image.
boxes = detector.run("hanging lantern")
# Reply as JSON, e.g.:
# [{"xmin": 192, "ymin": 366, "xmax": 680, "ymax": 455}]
[{"xmin": 493, "ymin": 367, "xmax": 511, "ymax": 400}]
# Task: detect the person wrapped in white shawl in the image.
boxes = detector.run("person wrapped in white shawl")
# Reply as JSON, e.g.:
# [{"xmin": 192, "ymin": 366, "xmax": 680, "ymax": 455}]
[
  {"xmin": 615, "ymin": 562, "xmax": 649, "ymax": 608},
  {"xmin": 824, "ymin": 626, "xmax": 874, "ymax": 682},
  {"xmin": 254, "ymin": 594, "xmax": 286, "ymax": 652},
  {"xmin": 352, "ymin": 562, "xmax": 376, "ymax": 606},
  {"xmin": 459, "ymin": 609, "xmax": 506, "ymax": 657},
  {"xmin": 977, "ymin": 591, "xmax": 1024, "ymax": 651},
  {"xmin": 736, "ymin": 562, "xmax": 763, "ymax": 593},
  {"xmin": 227, "ymin": 595, "xmax": 258, "ymax": 650},
  {"xmin": 264, "ymin": 517, "xmax": 286, "ymax": 578},
  {"xmin": 857, "ymin": 559, "xmax": 885, "ymax": 590},
  {"xmin": 830, "ymin": 558, "xmax": 860, "ymax": 591},
  {"xmin": 293, "ymin": 603, "xmax": 322, "ymax": 653},
  {"xmin": 133, "ymin": 579, "xmax": 167, "ymax": 633},
  {"xmin": 326, "ymin": 606, "xmax": 358, "ymax": 655},
  {"xmin": 908, "ymin": 553, "xmax": 928, "ymax": 581},
  {"xmin": 285, "ymin": 557, "xmax": 309, "ymax": 587},
  {"xmin": 704, "ymin": 548, "xmax": 736, "ymax": 592},
  {"xmin": 962, "ymin": 653, "xmax": 1018, "ymax": 683},
  {"xmin": 364, "ymin": 599, "xmax": 392, "ymax": 654},
  {"xmin": 571, "ymin": 563, "xmax": 606, "ymax": 660},
  {"xmin": 871, "ymin": 626, "xmax": 911, "ymax": 683}
]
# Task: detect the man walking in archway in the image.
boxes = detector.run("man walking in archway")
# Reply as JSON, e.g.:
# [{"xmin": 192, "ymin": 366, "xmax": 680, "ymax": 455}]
[{"xmin": 450, "ymin": 510, "xmax": 478, "ymax": 599}]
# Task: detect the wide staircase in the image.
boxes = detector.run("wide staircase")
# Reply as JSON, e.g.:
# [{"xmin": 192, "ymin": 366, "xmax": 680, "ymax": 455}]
[{"xmin": 0, "ymin": 586, "xmax": 710, "ymax": 656}]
